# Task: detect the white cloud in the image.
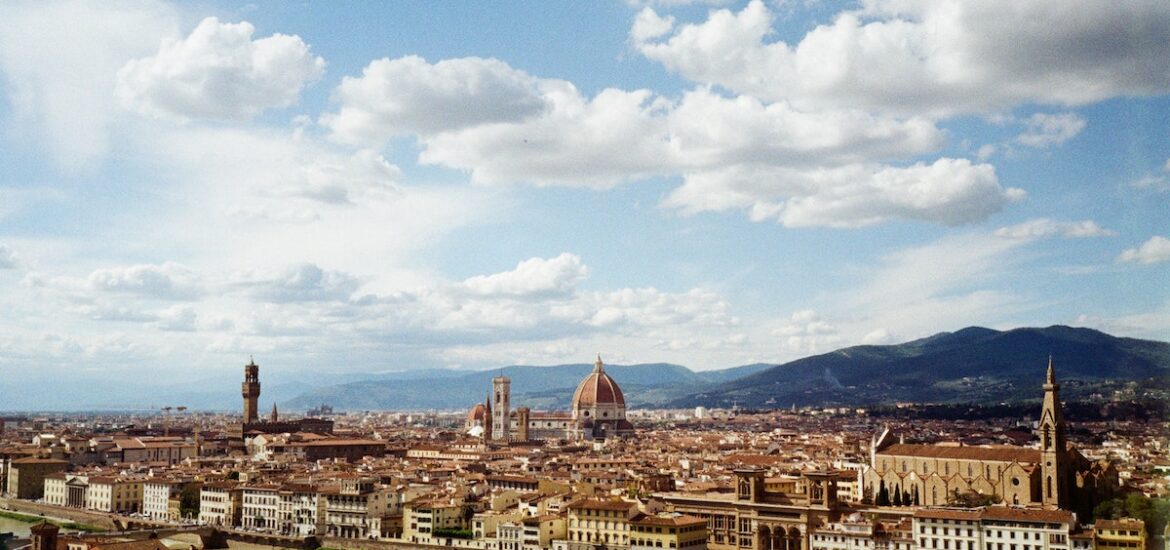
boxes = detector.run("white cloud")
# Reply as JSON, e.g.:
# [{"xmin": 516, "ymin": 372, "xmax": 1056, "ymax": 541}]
[
  {"xmin": 1014, "ymin": 112, "xmax": 1086, "ymax": 148},
  {"xmin": 0, "ymin": 0, "xmax": 178, "ymax": 170},
  {"xmin": 318, "ymin": 53, "xmax": 1013, "ymax": 228},
  {"xmin": 116, "ymin": 17, "xmax": 324, "ymax": 121},
  {"xmin": 861, "ymin": 328, "xmax": 894, "ymax": 345},
  {"xmin": 420, "ymin": 85, "xmax": 673, "ymax": 188},
  {"xmin": 241, "ymin": 263, "xmax": 363, "ymax": 303},
  {"xmin": 994, "ymin": 218, "xmax": 1116, "ymax": 240},
  {"xmin": 834, "ymin": 232, "xmax": 1038, "ymax": 340},
  {"xmin": 156, "ymin": 305, "xmax": 197, "ymax": 331},
  {"xmin": 631, "ymin": 8, "xmax": 676, "ymax": 43},
  {"xmin": 1132, "ymin": 174, "xmax": 1169, "ymax": 191},
  {"xmin": 1118, "ymin": 236, "xmax": 1170, "ymax": 264},
  {"xmin": 633, "ymin": 0, "xmax": 1170, "ymax": 116},
  {"xmin": 87, "ymin": 262, "xmax": 201, "ymax": 300},
  {"xmin": 0, "ymin": 244, "xmax": 17, "ymax": 269},
  {"xmin": 322, "ymin": 56, "xmax": 548, "ymax": 144},
  {"xmin": 666, "ymin": 158, "xmax": 1023, "ymax": 227},
  {"xmin": 461, "ymin": 253, "xmax": 589, "ymax": 298}
]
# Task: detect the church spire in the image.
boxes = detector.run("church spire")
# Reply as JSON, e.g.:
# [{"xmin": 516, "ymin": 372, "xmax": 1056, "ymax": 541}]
[
  {"xmin": 1039, "ymin": 356, "xmax": 1067, "ymax": 508},
  {"xmin": 270, "ymin": 402, "xmax": 278, "ymax": 423},
  {"xmin": 594, "ymin": 353, "xmax": 604, "ymax": 373}
]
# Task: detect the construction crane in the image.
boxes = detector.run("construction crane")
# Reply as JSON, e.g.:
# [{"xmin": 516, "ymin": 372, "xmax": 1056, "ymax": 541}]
[{"xmin": 161, "ymin": 405, "xmax": 188, "ymax": 437}]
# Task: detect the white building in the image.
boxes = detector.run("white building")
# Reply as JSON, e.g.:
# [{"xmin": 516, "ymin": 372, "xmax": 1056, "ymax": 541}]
[
  {"xmin": 278, "ymin": 483, "xmax": 324, "ymax": 536},
  {"xmin": 913, "ymin": 507, "xmax": 1075, "ymax": 550},
  {"xmin": 242, "ymin": 485, "xmax": 281, "ymax": 531}
]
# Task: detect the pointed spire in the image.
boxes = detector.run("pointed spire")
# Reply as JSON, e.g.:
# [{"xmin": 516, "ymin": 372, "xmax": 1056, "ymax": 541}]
[
  {"xmin": 1046, "ymin": 355, "xmax": 1055, "ymax": 385},
  {"xmin": 270, "ymin": 402, "xmax": 278, "ymax": 422},
  {"xmin": 594, "ymin": 353, "xmax": 604, "ymax": 373}
]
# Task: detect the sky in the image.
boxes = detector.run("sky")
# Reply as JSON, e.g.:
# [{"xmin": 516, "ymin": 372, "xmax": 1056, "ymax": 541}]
[{"xmin": 0, "ymin": 0, "xmax": 1168, "ymax": 385}]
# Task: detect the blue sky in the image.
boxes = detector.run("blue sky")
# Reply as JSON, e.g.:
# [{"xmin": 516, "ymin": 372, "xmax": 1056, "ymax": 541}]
[{"xmin": 0, "ymin": 0, "xmax": 1168, "ymax": 383}]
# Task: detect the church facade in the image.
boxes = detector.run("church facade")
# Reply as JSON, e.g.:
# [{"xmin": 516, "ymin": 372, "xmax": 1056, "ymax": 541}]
[
  {"xmin": 861, "ymin": 359, "xmax": 1116, "ymax": 516},
  {"xmin": 465, "ymin": 355, "xmax": 635, "ymax": 442}
]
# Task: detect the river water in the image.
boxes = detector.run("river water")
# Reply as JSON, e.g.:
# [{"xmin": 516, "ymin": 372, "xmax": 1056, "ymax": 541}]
[{"xmin": 0, "ymin": 515, "xmax": 35, "ymax": 537}]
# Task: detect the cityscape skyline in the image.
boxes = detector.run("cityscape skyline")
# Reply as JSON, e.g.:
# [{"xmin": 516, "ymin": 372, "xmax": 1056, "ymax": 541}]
[{"xmin": 1, "ymin": 1, "xmax": 1168, "ymax": 382}]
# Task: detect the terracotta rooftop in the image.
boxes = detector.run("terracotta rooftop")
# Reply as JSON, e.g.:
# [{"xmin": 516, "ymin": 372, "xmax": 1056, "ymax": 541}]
[
  {"xmin": 981, "ymin": 506, "xmax": 1074, "ymax": 524},
  {"xmin": 568, "ymin": 498, "xmax": 638, "ymax": 511},
  {"xmin": 633, "ymin": 514, "xmax": 707, "ymax": 527},
  {"xmin": 880, "ymin": 444, "xmax": 1041, "ymax": 463},
  {"xmin": 571, "ymin": 356, "xmax": 626, "ymax": 409}
]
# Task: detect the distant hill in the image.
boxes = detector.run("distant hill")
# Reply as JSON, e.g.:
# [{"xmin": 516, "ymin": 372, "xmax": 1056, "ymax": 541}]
[
  {"xmin": 283, "ymin": 362, "xmax": 775, "ymax": 411},
  {"xmin": 669, "ymin": 325, "xmax": 1170, "ymax": 409}
]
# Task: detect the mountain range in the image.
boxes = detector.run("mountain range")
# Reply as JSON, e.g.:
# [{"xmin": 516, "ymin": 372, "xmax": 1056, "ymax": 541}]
[
  {"xmin": 667, "ymin": 325, "xmax": 1170, "ymax": 408},
  {"xmin": 2, "ymin": 326, "xmax": 1165, "ymax": 411},
  {"xmin": 284, "ymin": 325, "xmax": 1169, "ymax": 412}
]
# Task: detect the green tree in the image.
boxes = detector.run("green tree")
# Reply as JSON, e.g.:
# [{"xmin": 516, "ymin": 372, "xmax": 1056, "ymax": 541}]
[
  {"xmin": 179, "ymin": 485, "xmax": 201, "ymax": 519},
  {"xmin": 877, "ymin": 480, "xmax": 890, "ymax": 506},
  {"xmin": 948, "ymin": 490, "xmax": 1000, "ymax": 508}
]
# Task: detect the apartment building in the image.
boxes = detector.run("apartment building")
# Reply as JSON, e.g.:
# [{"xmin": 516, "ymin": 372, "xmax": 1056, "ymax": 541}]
[
  {"xmin": 1094, "ymin": 518, "xmax": 1145, "ymax": 550},
  {"xmin": 199, "ymin": 482, "xmax": 243, "ymax": 527},
  {"xmin": 630, "ymin": 514, "xmax": 708, "ymax": 550},
  {"xmin": 241, "ymin": 484, "xmax": 281, "ymax": 531},
  {"xmin": 278, "ymin": 483, "xmax": 324, "ymax": 536},
  {"xmin": 565, "ymin": 498, "xmax": 639, "ymax": 550},
  {"xmin": 913, "ymin": 507, "xmax": 1075, "ymax": 550},
  {"xmin": 85, "ymin": 476, "xmax": 144, "ymax": 514}
]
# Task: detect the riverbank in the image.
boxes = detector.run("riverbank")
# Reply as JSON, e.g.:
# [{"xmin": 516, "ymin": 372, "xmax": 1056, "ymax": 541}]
[{"xmin": 0, "ymin": 509, "xmax": 106, "ymax": 532}]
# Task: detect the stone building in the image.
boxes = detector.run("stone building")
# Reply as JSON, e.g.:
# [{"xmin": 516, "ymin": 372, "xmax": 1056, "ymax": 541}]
[
  {"xmin": 862, "ymin": 360, "xmax": 1116, "ymax": 516},
  {"xmin": 6, "ymin": 457, "xmax": 67, "ymax": 499},
  {"xmin": 654, "ymin": 468, "xmax": 845, "ymax": 550},
  {"xmin": 466, "ymin": 355, "xmax": 635, "ymax": 442},
  {"xmin": 234, "ymin": 358, "xmax": 334, "ymax": 436}
]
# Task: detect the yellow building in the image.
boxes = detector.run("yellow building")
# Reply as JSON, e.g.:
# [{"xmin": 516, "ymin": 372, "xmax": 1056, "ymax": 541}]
[
  {"xmin": 631, "ymin": 514, "xmax": 708, "ymax": 550},
  {"xmin": 85, "ymin": 477, "xmax": 144, "ymax": 514},
  {"xmin": 1095, "ymin": 518, "xmax": 1146, "ymax": 550},
  {"xmin": 523, "ymin": 514, "xmax": 568, "ymax": 550},
  {"xmin": 403, "ymin": 499, "xmax": 468, "ymax": 543},
  {"xmin": 566, "ymin": 498, "xmax": 640, "ymax": 550}
]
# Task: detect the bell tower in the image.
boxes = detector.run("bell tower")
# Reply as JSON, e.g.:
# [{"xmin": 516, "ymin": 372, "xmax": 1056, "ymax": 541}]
[
  {"xmin": 242, "ymin": 357, "xmax": 261, "ymax": 425},
  {"xmin": 492, "ymin": 374, "xmax": 511, "ymax": 441},
  {"xmin": 1038, "ymin": 356, "xmax": 1067, "ymax": 508}
]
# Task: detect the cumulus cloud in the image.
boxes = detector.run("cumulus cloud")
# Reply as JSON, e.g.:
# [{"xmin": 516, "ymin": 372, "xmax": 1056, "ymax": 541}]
[
  {"xmin": 420, "ymin": 85, "xmax": 673, "ymax": 188},
  {"xmin": 242, "ymin": 263, "xmax": 362, "ymax": 303},
  {"xmin": 322, "ymin": 56, "xmax": 548, "ymax": 144},
  {"xmin": 461, "ymin": 253, "xmax": 588, "ymax": 298},
  {"xmin": 0, "ymin": 244, "xmax": 17, "ymax": 269},
  {"xmin": 665, "ymin": 158, "xmax": 1024, "ymax": 228},
  {"xmin": 87, "ymin": 262, "xmax": 201, "ymax": 300},
  {"xmin": 1118, "ymin": 236, "xmax": 1170, "ymax": 264},
  {"xmin": 1015, "ymin": 113, "xmax": 1086, "ymax": 148},
  {"xmin": 633, "ymin": 0, "xmax": 1170, "ymax": 116},
  {"xmin": 994, "ymin": 218, "xmax": 1116, "ymax": 239},
  {"xmin": 116, "ymin": 17, "xmax": 324, "ymax": 121},
  {"xmin": 317, "ymin": 51, "xmax": 1018, "ymax": 228}
]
